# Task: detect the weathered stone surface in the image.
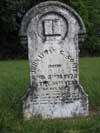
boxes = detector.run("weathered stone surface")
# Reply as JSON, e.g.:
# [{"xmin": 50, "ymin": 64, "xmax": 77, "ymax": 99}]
[{"xmin": 20, "ymin": 1, "xmax": 88, "ymax": 119}]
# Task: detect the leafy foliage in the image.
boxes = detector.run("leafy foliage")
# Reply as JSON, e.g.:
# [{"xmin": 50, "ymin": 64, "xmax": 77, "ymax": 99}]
[{"xmin": 70, "ymin": 0, "xmax": 100, "ymax": 56}]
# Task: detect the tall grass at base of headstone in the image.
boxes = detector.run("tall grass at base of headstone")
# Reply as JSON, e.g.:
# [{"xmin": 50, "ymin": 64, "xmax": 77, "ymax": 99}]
[{"xmin": 0, "ymin": 58, "xmax": 100, "ymax": 133}]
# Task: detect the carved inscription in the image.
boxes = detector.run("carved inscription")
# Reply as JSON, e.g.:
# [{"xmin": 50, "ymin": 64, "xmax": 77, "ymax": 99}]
[
  {"xmin": 31, "ymin": 47, "xmax": 78, "ymax": 104},
  {"xmin": 32, "ymin": 47, "xmax": 55, "ymax": 73}
]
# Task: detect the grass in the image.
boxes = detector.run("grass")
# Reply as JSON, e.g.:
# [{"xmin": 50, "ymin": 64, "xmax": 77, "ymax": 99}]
[
  {"xmin": 80, "ymin": 57, "xmax": 100, "ymax": 111},
  {"xmin": 0, "ymin": 57, "xmax": 100, "ymax": 133}
]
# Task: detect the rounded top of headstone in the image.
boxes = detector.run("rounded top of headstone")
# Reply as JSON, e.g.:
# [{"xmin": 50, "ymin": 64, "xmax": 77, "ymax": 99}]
[{"xmin": 19, "ymin": 1, "xmax": 86, "ymax": 37}]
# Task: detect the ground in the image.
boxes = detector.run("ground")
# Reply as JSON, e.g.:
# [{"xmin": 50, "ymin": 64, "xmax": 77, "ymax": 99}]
[{"xmin": 0, "ymin": 57, "xmax": 100, "ymax": 133}]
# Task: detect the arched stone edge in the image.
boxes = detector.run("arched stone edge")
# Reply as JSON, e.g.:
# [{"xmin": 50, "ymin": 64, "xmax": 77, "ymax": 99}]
[{"xmin": 19, "ymin": 1, "xmax": 86, "ymax": 44}]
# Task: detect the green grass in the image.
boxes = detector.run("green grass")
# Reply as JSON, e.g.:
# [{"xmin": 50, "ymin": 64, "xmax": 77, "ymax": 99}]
[
  {"xmin": 80, "ymin": 57, "xmax": 100, "ymax": 110},
  {"xmin": 0, "ymin": 57, "xmax": 100, "ymax": 133}
]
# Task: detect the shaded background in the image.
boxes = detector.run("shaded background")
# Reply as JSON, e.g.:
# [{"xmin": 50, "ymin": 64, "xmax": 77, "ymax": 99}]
[{"xmin": 0, "ymin": 0, "xmax": 100, "ymax": 59}]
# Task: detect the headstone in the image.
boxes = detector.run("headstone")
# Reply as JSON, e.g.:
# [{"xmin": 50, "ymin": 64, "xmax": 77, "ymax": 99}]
[{"xmin": 20, "ymin": 1, "xmax": 88, "ymax": 119}]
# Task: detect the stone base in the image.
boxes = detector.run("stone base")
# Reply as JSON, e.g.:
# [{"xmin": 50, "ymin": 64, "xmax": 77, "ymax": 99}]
[
  {"xmin": 24, "ymin": 101, "xmax": 88, "ymax": 119},
  {"xmin": 23, "ymin": 86, "xmax": 88, "ymax": 119}
]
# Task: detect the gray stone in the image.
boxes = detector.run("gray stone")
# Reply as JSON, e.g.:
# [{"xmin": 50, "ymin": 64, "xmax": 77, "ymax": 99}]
[{"xmin": 20, "ymin": 1, "xmax": 88, "ymax": 119}]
